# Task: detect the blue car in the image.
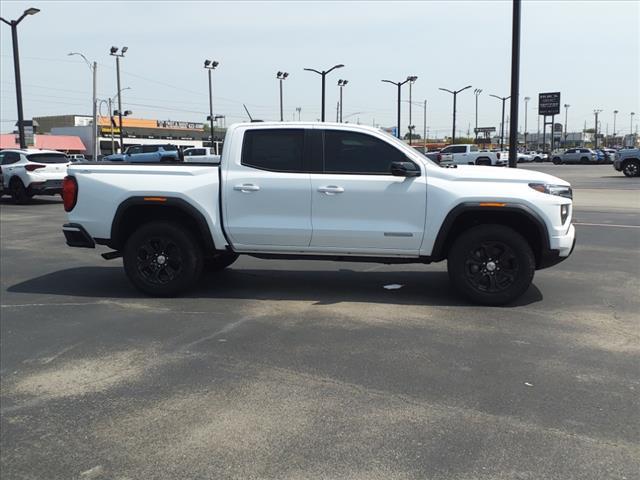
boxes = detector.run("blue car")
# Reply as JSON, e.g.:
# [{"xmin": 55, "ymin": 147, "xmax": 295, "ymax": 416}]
[{"xmin": 103, "ymin": 144, "xmax": 183, "ymax": 163}]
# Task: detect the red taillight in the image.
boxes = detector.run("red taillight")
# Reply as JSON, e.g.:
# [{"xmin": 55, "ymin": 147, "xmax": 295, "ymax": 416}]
[
  {"xmin": 62, "ymin": 176, "xmax": 78, "ymax": 212},
  {"xmin": 25, "ymin": 164, "xmax": 45, "ymax": 171}
]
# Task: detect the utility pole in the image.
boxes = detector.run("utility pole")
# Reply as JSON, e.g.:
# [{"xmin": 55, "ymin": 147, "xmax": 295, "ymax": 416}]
[
  {"xmin": 110, "ymin": 46, "xmax": 128, "ymax": 153},
  {"xmin": 490, "ymin": 94, "xmax": 510, "ymax": 151},
  {"xmin": 423, "ymin": 100, "xmax": 427, "ymax": 151},
  {"xmin": 276, "ymin": 71, "xmax": 289, "ymax": 121},
  {"xmin": 204, "ymin": 59, "xmax": 219, "ymax": 146},
  {"xmin": 68, "ymin": 53, "xmax": 98, "ymax": 159},
  {"xmin": 507, "ymin": 0, "xmax": 521, "ymax": 168},
  {"xmin": 296, "ymin": 107, "xmax": 301, "ymax": 121},
  {"xmin": 408, "ymin": 76, "xmax": 418, "ymax": 144},
  {"xmin": 523, "ymin": 96, "xmax": 530, "ymax": 149},
  {"xmin": 563, "ymin": 104, "xmax": 570, "ymax": 147},
  {"xmin": 612, "ymin": 109, "xmax": 618, "ymax": 147}
]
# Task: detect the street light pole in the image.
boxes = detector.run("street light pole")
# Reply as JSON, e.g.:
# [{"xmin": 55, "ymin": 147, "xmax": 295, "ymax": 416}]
[
  {"xmin": 407, "ymin": 76, "xmax": 418, "ymax": 144},
  {"xmin": 439, "ymin": 85, "xmax": 472, "ymax": 144},
  {"xmin": 382, "ymin": 77, "xmax": 412, "ymax": 139},
  {"xmin": 594, "ymin": 109, "xmax": 603, "ymax": 149},
  {"xmin": 204, "ymin": 59, "xmax": 219, "ymax": 145},
  {"xmin": 490, "ymin": 94, "xmax": 510, "ymax": 150},
  {"xmin": 304, "ymin": 64, "xmax": 344, "ymax": 122},
  {"xmin": 110, "ymin": 46, "xmax": 128, "ymax": 153},
  {"xmin": 423, "ymin": 99, "xmax": 427, "ymax": 151},
  {"xmin": 338, "ymin": 79, "xmax": 348, "ymax": 122},
  {"xmin": 474, "ymin": 89, "xmax": 482, "ymax": 141},
  {"xmin": 563, "ymin": 104, "xmax": 570, "ymax": 147},
  {"xmin": 1, "ymin": 7, "xmax": 40, "ymax": 149},
  {"xmin": 630, "ymin": 112, "xmax": 635, "ymax": 145},
  {"xmin": 68, "ymin": 53, "xmax": 98, "ymax": 159},
  {"xmin": 523, "ymin": 96, "xmax": 530, "ymax": 149},
  {"xmin": 612, "ymin": 109, "xmax": 618, "ymax": 147},
  {"xmin": 276, "ymin": 71, "xmax": 289, "ymax": 121}
]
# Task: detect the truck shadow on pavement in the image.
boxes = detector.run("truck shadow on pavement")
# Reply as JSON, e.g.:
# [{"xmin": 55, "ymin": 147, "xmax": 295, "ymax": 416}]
[{"xmin": 6, "ymin": 266, "xmax": 543, "ymax": 307}]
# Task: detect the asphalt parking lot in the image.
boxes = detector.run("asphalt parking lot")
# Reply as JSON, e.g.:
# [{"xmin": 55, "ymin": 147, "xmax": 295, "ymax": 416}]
[{"xmin": 1, "ymin": 164, "xmax": 638, "ymax": 480}]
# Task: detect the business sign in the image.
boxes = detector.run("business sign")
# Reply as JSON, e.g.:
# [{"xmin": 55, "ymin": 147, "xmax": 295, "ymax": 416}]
[
  {"xmin": 538, "ymin": 92, "xmax": 561, "ymax": 116},
  {"xmin": 474, "ymin": 127, "xmax": 496, "ymax": 133},
  {"xmin": 553, "ymin": 123, "xmax": 563, "ymax": 133},
  {"xmin": 24, "ymin": 125, "xmax": 35, "ymax": 146},
  {"xmin": 157, "ymin": 120, "xmax": 205, "ymax": 130}
]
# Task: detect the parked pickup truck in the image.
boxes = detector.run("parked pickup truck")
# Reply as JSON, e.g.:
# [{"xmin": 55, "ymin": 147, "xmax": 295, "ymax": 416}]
[
  {"xmin": 102, "ymin": 144, "xmax": 183, "ymax": 163},
  {"xmin": 439, "ymin": 144, "xmax": 505, "ymax": 166},
  {"xmin": 62, "ymin": 123, "xmax": 575, "ymax": 305}
]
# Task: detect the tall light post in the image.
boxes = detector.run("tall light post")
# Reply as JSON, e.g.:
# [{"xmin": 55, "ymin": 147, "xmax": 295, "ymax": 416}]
[
  {"xmin": 303, "ymin": 64, "xmax": 344, "ymax": 122},
  {"xmin": 473, "ymin": 89, "xmax": 482, "ymax": 141},
  {"xmin": 490, "ymin": 94, "xmax": 510, "ymax": 150},
  {"xmin": 110, "ymin": 46, "xmax": 128, "ymax": 153},
  {"xmin": 612, "ymin": 109, "xmax": 618, "ymax": 147},
  {"xmin": 407, "ymin": 76, "xmax": 418, "ymax": 144},
  {"xmin": 204, "ymin": 59, "xmax": 219, "ymax": 146},
  {"xmin": 423, "ymin": 99, "xmax": 427, "ymax": 151},
  {"xmin": 276, "ymin": 71, "xmax": 289, "ymax": 122},
  {"xmin": 523, "ymin": 96, "xmax": 530, "ymax": 149},
  {"xmin": 98, "ymin": 87, "xmax": 131, "ymax": 155},
  {"xmin": 337, "ymin": 79, "xmax": 348, "ymax": 122},
  {"xmin": 631, "ymin": 112, "xmax": 636, "ymax": 145},
  {"xmin": 382, "ymin": 77, "xmax": 412, "ymax": 139},
  {"xmin": 439, "ymin": 85, "xmax": 472, "ymax": 144},
  {"xmin": 563, "ymin": 104, "xmax": 570, "ymax": 147},
  {"xmin": 594, "ymin": 109, "xmax": 603, "ymax": 149},
  {"xmin": 1, "ymin": 7, "xmax": 40, "ymax": 149},
  {"xmin": 296, "ymin": 107, "xmax": 301, "ymax": 121},
  {"xmin": 68, "ymin": 52, "xmax": 98, "ymax": 159}
]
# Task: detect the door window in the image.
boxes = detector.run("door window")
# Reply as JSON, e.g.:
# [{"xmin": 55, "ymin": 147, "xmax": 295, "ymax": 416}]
[
  {"xmin": 127, "ymin": 146, "xmax": 143, "ymax": 155},
  {"xmin": 324, "ymin": 130, "xmax": 408, "ymax": 174},
  {"xmin": 451, "ymin": 146, "xmax": 467, "ymax": 153},
  {"xmin": 241, "ymin": 129, "xmax": 304, "ymax": 172},
  {"xmin": 142, "ymin": 145, "xmax": 159, "ymax": 153}
]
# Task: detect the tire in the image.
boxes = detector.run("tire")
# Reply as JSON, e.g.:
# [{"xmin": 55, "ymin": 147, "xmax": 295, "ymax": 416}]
[
  {"xmin": 580, "ymin": 157, "xmax": 589, "ymax": 164},
  {"xmin": 475, "ymin": 157, "xmax": 491, "ymax": 166},
  {"xmin": 204, "ymin": 252, "xmax": 239, "ymax": 271},
  {"xmin": 123, "ymin": 221, "xmax": 204, "ymax": 297},
  {"xmin": 622, "ymin": 159, "xmax": 640, "ymax": 177},
  {"xmin": 447, "ymin": 224, "xmax": 535, "ymax": 306},
  {"xmin": 552, "ymin": 157, "xmax": 562, "ymax": 165},
  {"xmin": 10, "ymin": 177, "xmax": 29, "ymax": 204},
  {"xmin": 534, "ymin": 156, "xmax": 541, "ymax": 162}
]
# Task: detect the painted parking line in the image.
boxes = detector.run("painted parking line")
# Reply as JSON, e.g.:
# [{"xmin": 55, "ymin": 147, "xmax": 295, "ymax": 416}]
[{"xmin": 574, "ymin": 222, "xmax": 640, "ymax": 229}]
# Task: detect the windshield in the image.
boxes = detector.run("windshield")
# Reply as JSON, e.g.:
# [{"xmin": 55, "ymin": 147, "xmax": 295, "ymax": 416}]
[{"xmin": 27, "ymin": 153, "xmax": 69, "ymax": 164}]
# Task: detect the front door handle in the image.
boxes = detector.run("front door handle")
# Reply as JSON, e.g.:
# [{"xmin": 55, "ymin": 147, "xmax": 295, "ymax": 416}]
[
  {"xmin": 234, "ymin": 183, "xmax": 260, "ymax": 192},
  {"xmin": 318, "ymin": 185, "xmax": 344, "ymax": 195}
]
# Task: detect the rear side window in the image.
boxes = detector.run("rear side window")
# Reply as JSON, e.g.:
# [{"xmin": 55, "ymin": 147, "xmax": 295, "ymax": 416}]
[
  {"xmin": 26, "ymin": 153, "xmax": 68, "ymax": 164},
  {"xmin": 451, "ymin": 146, "xmax": 467, "ymax": 153},
  {"xmin": 2, "ymin": 152, "xmax": 21, "ymax": 165},
  {"xmin": 470, "ymin": 145, "xmax": 478, "ymax": 152},
  {"xmin": 142, "ymin": 145, "xmax": 159, "ymax": 153},
  {"xmin": 324, "ymin": 130, "xmax": 407, "ymax": 174},
  {"xmin": 162, "ymin": 145, "xmax": 178, "ymax": 151},
  {"xmin": 242, "ymin": 129, "xmax": 304, "ymax": 172}
]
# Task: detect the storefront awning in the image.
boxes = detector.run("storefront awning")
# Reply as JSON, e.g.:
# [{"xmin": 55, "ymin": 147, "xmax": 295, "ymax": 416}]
[{"xmin": 0, "ymin": 134, "xmax": 86, "ymax": 151}]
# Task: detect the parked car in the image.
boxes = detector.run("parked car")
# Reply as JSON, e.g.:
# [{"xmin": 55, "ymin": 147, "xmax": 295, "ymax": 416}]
[
  {"xmin": 527, "ymin": 151, "xmax": 547, "ymax": 162},
  {"xmin": 67, "ymin": 154, "xmax": 86, "ymax": 162},
  {"xmin": 602, "ymin": 148, "xmax": 616, "ymax": 164},
  {"xmin": 103, "ymin": 144, "xmax": 183, "ymax": 163},
  {"xmin": 0, "ymin": 149, "xmax": 69, "ymax": 203},
  {"xmin": 62, "ymin": 122, "xmax": 575, "ymax": 305},
  {"xmin": 594, "ymin": 150, "xmax": 606, "ymax": 164},
  {"xmin": 551, "ymin": 148, "xmax": 598, "ymax": 164},
  {"xmin": 517, "ymin": 152, "xmax": 534, "ymax": 163},
  {"xmin": 183, "ymin": 147, "xmax": 221, "ymax": 164},
  {"xmin": 439, "ymin": 144, "xmax": 505, "ymax": 166},
  {"xmin": 613, "ymin": 148, "xmax": 640, "ymax": 177}
]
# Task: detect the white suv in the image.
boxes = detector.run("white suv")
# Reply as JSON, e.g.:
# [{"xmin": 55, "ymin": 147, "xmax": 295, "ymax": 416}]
[{"xmin": 0, "ymin": 149, "xmax": 69, "ymax": 203}]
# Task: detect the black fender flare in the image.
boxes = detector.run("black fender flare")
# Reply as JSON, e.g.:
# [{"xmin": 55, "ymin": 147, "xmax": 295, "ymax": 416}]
[
  {"xmin": 430, "ymin": 202, "xmax": 551, "ymax": 262},
  {"xmin": 110, "ymin": 196, "xmax": 216, "ymax": 251}
]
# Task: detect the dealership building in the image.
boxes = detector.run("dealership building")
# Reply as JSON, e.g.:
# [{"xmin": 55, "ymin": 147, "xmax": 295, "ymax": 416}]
[{"xmin": 33, "ymin": 114, "xmax": 226, "ymax": 159}]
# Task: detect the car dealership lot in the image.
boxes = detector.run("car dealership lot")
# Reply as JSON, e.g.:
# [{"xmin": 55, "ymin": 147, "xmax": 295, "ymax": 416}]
[{"xmin": 1, "ymin": 165, "xmax": 638, "ymax": 479}]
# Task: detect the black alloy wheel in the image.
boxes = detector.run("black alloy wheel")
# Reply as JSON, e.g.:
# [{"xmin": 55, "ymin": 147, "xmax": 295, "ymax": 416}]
[
  {"xmin": 123, "ymin": 221, "xmax": 203, "ymax": 296},
  {"xmin": 447, "ymin": 224, "xmax": 535, "ymax": 305},
  {"xmin": 622, "ymin": 160, "xmax": 639, "ymax": 177}
]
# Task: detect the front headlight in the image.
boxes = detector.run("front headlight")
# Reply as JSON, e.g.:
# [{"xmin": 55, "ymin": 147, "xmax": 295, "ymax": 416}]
[{"xmin": 529, "ymin": 183, "xmax": 573, "ymax": 199}]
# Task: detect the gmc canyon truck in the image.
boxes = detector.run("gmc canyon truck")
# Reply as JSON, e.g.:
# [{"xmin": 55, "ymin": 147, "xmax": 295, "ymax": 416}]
[{"xmin": 62, "ymin": 123, "xmax": 575, "ymax": 305}]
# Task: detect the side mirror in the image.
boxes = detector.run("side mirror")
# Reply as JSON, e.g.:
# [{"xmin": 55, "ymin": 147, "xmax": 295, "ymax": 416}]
[{"xmin": 390, "ymin": 161, "xmax": 420, "ymax": 177}]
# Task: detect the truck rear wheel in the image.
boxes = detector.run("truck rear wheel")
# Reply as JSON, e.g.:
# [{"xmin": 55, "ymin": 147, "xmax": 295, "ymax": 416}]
[
  {"xmin": 475, "ymin": 157, "xmax": 491, "ymax": 166},
  {"xmin": 447, "ymin": 224, "xmax": 535, "ymax": 306},
  {"xmin": 123, "ymin": 221, "xmax": 203, "ymax": 297}
]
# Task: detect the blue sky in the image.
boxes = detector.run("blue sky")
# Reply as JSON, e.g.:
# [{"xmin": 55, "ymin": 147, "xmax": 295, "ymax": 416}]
[{"xmin": 1, "ymin": 0, "xmax": 638, "ymax": 137}]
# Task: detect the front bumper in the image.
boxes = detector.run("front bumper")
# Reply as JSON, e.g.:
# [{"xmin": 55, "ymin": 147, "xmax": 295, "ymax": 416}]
[
  {"xmin": 538, "ymin": 224, "xmax": 576, "ymax": 269},
  {"xmin": 62, "ymin": 223, "xmax": 95, "ymax": 248},
  {"xmin": 613, "ymin": 160, "xmax": 622, "ymax": 171}
]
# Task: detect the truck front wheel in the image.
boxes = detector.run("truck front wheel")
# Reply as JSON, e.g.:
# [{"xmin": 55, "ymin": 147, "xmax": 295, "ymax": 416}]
[
  {"xmin": 123, "ymin": 221, "xmax": 203, "ymax": 297},
  {"xmin": 447, "ymin": 224, "xmax": 535, "ymax": 306}
]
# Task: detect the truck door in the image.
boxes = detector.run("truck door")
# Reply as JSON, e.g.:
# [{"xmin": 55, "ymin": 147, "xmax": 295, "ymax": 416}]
[
  {"xmin": 310, "ymin": 129, "xmax": 426, "ymax": 253},
  {"xmin": 223, "ymin": 128, "xmax": 312, "ymax": 248}
]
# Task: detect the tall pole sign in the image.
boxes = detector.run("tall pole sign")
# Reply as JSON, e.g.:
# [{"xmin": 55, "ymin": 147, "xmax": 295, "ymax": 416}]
[{"xmin": 538, "ymin": 92, "xmax": 560, "ymax": 153}]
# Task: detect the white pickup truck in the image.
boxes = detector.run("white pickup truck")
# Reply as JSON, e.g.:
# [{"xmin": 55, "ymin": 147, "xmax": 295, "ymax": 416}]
[
  {"xmin": 62, "ymin": 122, "xmax": 575, "ymax": 305},
  {"xmin": 438, "ymin": 144, "xmax": 506, "ymax": 166}
]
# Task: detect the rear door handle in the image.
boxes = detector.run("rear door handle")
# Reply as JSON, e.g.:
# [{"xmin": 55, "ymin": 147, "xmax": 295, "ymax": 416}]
[
  {"xmin": 318, "ymin": 185, "xmax": 344, "ymax": 194},
  {"xmin": 234, "ymin": 183, "xmax": 260, "ymax": 192}
]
